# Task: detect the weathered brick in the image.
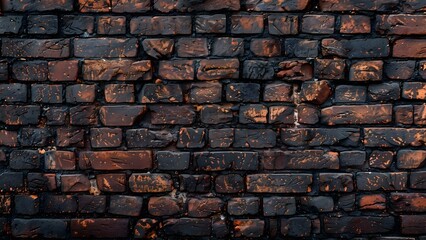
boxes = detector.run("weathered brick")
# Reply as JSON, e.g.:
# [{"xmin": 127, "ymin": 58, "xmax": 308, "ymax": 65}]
[
  {"xmin": 234, "ymin": 129, "xmax": 276, "ymax": 148},
  {"xmin": 150, "ymin": 105, "xmax": 195, "ymax": 125},
  {"xmin": 197, "ymin": 59, "xmax": 239, "ymax": 80},
  {"xmin": 250, "ymin": 38, "xmax": 281, "ymax": 57},
  {"xmin": 212, "ymin": 37, "xmax": 244, "ymax": 57},
  {"xmin": 270, "ymin": 106, "xmax": 294, "ymax": 124},
  {"xmin": 277, "ymin": 60, "xmax": 313, "ymax": 81},
  {"xmin": 377, "ymin": 15, "xmax": 426, "ymax": 35},
  {"xmin": 189, "ymin": 81, "xmax": 222, "ymax": 103},
  {"xmin": 268, "ymin": 14, "xmax": 298, "ymax": 35},
  {"xmin": 10, "ymin": 150, "xmax": 40, "ymax": 170},
  {"xmin": 233, "ymin": 219, "xmax": 264, "ymax": 238},
  {"xmin": 281, "ymin": 217, "xmax": 312, "ymax": 237},
  {"xmin": 129, "ymin": 173, "xmax": 172, "ymax": 193},
  {"xmin": 71, "ymin": 219, "xmax": 129, "ymax": 238},
  {"xmin": 410, "ymin": 171, "xmax": 426, "ymax": 189},
  {"xmin": 111, "ymin": 0, "xmax": 150, "ymax": 12},
  {"xmin": 105, "ymin": 84, "xmax": 134, "ymax": 103},
  {"xmin": 3, "ymin": 0, "xmax": 73, "ymax": 11},
  {"xmin": 148, "ymin": 196, "xmax": 182, "ymax": 216},
  {"xmin": 246, "ymin": 174, "xmax": 312, "ymax": 193},
  {"xmin": 27, "ymin": 173, "xmax": 56, "ymax": 192},
  {"xmin": 397, "ymin": 150, "xmax": 426, "ymax": 169},
  {"xmin": 300, "ymin": 80, "xmax": 331, "ymax": 104},
  {"xmin": 61, "ymin": 174, "xmax": 90, "ymax": 192},
  {"xmin": 403, "ymin": 82, "xmax": 426, "ymax": 100},
  {"xmin": 385, "ymin": 61, "xmax": 415, "ymax": 80},
  {"xmin": 391, "ymin": 193, "xmax": 426, "ymax": 212},
  {"xmin": 31, "ymin": 84, "xmax": 62, "ymax": 103},
  {"xmin": 56, "ymin": 127, "xmax": 85, "ymax": 147},
  {"xmin": 14, "ymin": 195, "xmax": 39, "ymax": 215},
  {"xmin": 176, "ymin": 38, "xmax": 209, "ymax": 57},
  {"xmin": 79, "ymin": 151, "xmax": 152, "ymax": 170},
  {"xmin": 195, "ymin": 15, "xmax": 226, "ymax": 33},
  {"xmin": 62, "ymin": 15, "xmax": 94, "ymax": 35},
  {"xmin": 66, "ymin": 84, "xmax": 96, "ymax": 103},
  {"xmin": 324, "ymin": 216, "xmax": 395, "ymax": 234},
  {"xmin": 226, "ymin": 83, "xmax": 260, "ymax": 102},
  {"xmin": 2, "ymin": 39, "xmax": 70, "ymax": 58},
  {"xmin": 369, "ymin": 150, "xmax": 394, "ymax": 169},
  {"xmin": 397, "ymin": 105, "xmax": 414, "ymax": 124},
  {"xmin": 200, "ymin": 105, "xmax": 233, "ymax": 124},
  {"xmin": 70, "ymin": 106, "xmax": 97, "ymax": 125},
  {"xmin": 45, "ymin": 150, "xmax": 75, "ymax": 170},
  {"xmin": 315, "ymin": 59, "xmax": 345, "ymax": 80},
  {"xmin": 228, "ymin": 197, "xmax": 259, "ymax": 215},
  {"xmin": 42, "ymin": 195, "xmax": 77, "ymax": 213},
  {"xmin": 281, "ymin": 128, "xmax": 360, "ymax": 147},
  {"xmin": 12, "ymin": 219, "xmax": 67, "ymax": 239},
  {"xmin": 195, "ymin": 151, "xmax": 258, "ymax": 171},
  {"xmin": 335, "ymin": 85, "xmax": 367, "ymax": 103},
  {"xmin": 109, "ymin": 195, "xmax": 142, "ymax": 216},
  {"xmin": 264, "ymin": 83, "xmax": 292, "ymax": 102},
  {"xmin": 285, "ymin": 38, "xmax": 318, "ymax": 57},
  {"xmin": 97, "ymin": 16, "xmax": 126, "ymax": 35},
  {"xmin": 177, "ymin": 128, "xmax": 206, "ymax": 148},
  {"xmin": 188, "ymin": 198, "xmax": 223, "ymax": 217},
  {"xmin": 163, "ymin": 218, "xmax": 211, "ymax": 236},
  {"xmin": 319, "ymin": 0, "xmax": 399, "ymax": 11},
  {"xmin": 158, "ymin": 60, "xmax": 194, "ymax": 80},
  {"xmin": 319, "ymin": 173, "xmax": 354, "ymax": 192},
  {"xmin": 12, "ymin": 60, "xmax": 48, "ymax": 81},
  {"xmin": 209, "ymin": 128, "xmax": 234, "ymax": 148},
  {"xmin": 179, "ymin": 174, "xmax": 211, "ymax": 193},
  {"xmin": 0, "ymin": 16, "xmax": 23, "ymax": 34},
  {"xmin": 244, "ymin": 0, "xmax": 309, "ymax": 11},
  {"xmin": 321, "ymin": 104, "xmax": 392, "ymax": 125},
  {"xmin": 363, "ymin": 128, "xmax": 426, "ymax": 147},
  {"xmin": 28, "ymin": 15, "xmax": 57, "ymax": 34},
  {"xmin": 231, "ymin": 15, "xmax": 264, "ymax": 34},
  {"xmin": 239, "ymin": 104, "xmax": 268, "ymax": 123},
  {"xmin": 349, "ymin": 61, "xmax": 383, "ymax": 81},
  {"xmin": 96, "ymin": 173, "xmax": 126, "ymax": 192},
  {"xmin": 134, "ymin": 219, "xmax": 159, "ymax": 239},
  {"xmin": 368, "ymin": 83, "xmax": 400, "ymax": 101},
  {"xmin": 356, "ymin": 172, "xmax": 407, "ymax": 191},
  {"xmin": 83, "ymin": 60, "xmax": 151, "ymax": 81},
  {"xmin": 78, "ymin": 0, "xmax": 111, "ymax": 12},
  {"xmin": 0, "ymin": 105, "xmax": 40, "ymax": 125},
  {"xmin": 300, "ymin": 196, "xmax": 334, "ymax": 212},
  {"xmin": 78, "ymin": 195, "xmax": 106, "ymax": 213},
  {"xmin": 340, "ymin": 151, "xmax": 366, "ymax": 169},
  {"xmin": 401, "ymin": 215, "xmax": 426, "ymax": 234},
  {"xmin": 74, "ymin": 38, "xmax": 137, "ymax": 58},
  {"xmin": 140, "ymin": 84, "xmax": 182, "ymax": 103},
  {"xmin": 262, "ymin": 150, "xmax": 339, "ymax": 170},
  {"xmin": 157, "ymin": 151, "xmax": 190, "ymax": 170},
  {"xmin": 340, "ymin": 15, "xmax": 371, "ymax": 34},
  {"xmin": 0, "ymin": 84, "xmax": 27, "ymax": 102},
  {"xmin": 48, "ymin": 60, "xmax": 79, "ymax": 81},
  {"xmin": 142, "ymin": 38, "xmax": 174, "ymax": 59},
  {"xmin": 302, "ymin": 15, "xmax": 335, "ymax": 34},
  {"xmin": 126, "ymin": 129, "xmax": 175, "ymax": 148},
  {"xmin": 322, "ymin": 38, "xmax": 389, "ymax": 58},
  {"xmin": 130, "ymin": 16, "xmax": 192, "ymax": 35},
  {"xmin": 90, "ymin": 128, "xmax": 122, "ymax": 148},
  {"xmin": 359, "ymin": 194, "xmax": 386, "ymax": 210},
  {"xmin": 215, "ymin": 174, "xmax": 245, "ymax": 193},
  {"xmin": 263, "ymin": 196, "xmax": 296, "ymax": 216},
  {"xmin": 99, "ymin": 105, "xmax": 146, "ymax": 126},
  {"xmin": 393, "ymin": 39, "xmax": 426, "ymax": 58},
  {"xmin": 19, "ymin": 128, "xmax": 50, "ymax": 147}
]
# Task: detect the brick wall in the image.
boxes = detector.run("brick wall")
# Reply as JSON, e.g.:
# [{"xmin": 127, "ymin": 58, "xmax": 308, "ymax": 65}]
[{"xmin": 0, "ymin": 0, "xmax": 425, "ymax": 238}]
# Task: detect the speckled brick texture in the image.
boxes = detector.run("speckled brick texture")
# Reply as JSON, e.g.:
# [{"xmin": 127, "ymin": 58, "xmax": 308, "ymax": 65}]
[{"xmin": 0, "ymin": 0, "xmax": 426, "ymax": 239}]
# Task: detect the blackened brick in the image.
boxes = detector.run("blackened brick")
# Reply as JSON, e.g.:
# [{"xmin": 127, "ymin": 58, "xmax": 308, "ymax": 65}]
[
  {"xmin": 45, "ymin": 150, "xmax": 75, "ymax": 170},
  {"xmin": 322, "ymin": 38, "xmax": 389, "ymax": 58},
  {"xmin": 350, "ymin": 60, "xmax": 383, "ymax": 81},
  {"xmin": 356, "ymin": 172, "xmax": 407, "ymax": 191},
  {"xmin": 302, "ymin": 15, "xmax": 335, "ymax": 34},
  {"xmin": 31, "ymin": 84, "xmax": 62, "ymax": 103},
  {"xmin": 377, "ymin": 15, "xmax": 426, "ymax": 35},
  {"xmin": 12, "ymin": 60, "xmax": 48, "ymax": 81},
  {"xmin": 391, "ymin": 193, "xmax": 426, "ymax": 212},
  {"xmin": 78, "ymin": 195, "xmax": 106, "ymax": 213},
  {"xmin": 148, "ymin": 196, "xmax": 182, "ymax": 216},
  {"xmin": 9, "ymin": 150, "xmax": 40, "ymax": 170},
  {"xmin": 234, "ymin": 129, "xmax": 276, "ymax": 148},
  {"xmin": 385, "ymin": 61, "xmax": 415, "ymax": 80},
  {"xmin": 2, "ymin": 39, "xmax": 70, "ymax": 58},
  {"xmin": 150, "ymin": 105, "xmax": 195, "ymax": 125},
  {"xmin": 319, "ymin": 0, "xmax": 399, "ymax": 11},
  {"xmin": 70, "ymin": 105, "xmax": 97, "ymax": 125},
  {"xmin": 335, "ymin": 85, "xmax": 367, "ymax": 103},
  {"xmin": 97, "ymin": 16, "xmax": 126, "ymax": 35},
  {"xmin": 129, "ymin": 173, "xmax": 172, "ymax": 193},
  {"xmin": 264, "ymin": 83, "xmax": 292, "ymax": 102},
  {"xmin": 56, "ymin": 127, "xmax": 85, "ymax": 147},
  {"xmin": 79, "ymin": 151, "xmax": 152, "ymax": 170},
  {"xmin": 105, "ymin": 84, "xmax": 135, "ymax": 103},
  {"xmin": 209, "ymin": 128, "xmax": 234, "ymax": 148},
  {"xmin": 111, "ymin": 0, "xmax": 151, "ymax": 13},
  {"xmin": 189, "ymin": 81, "xmax": 222, "ymax": 103},
  {"xmin": 285, "ymin": 39, "xmax": 318, "ymax": 57},
  {"xmin": 126, "ymin": 128, "xmax": 175, "ymax": 148},
  {"xmin": 28, "ymin": 15, "xmax": 57, "ymax": 34},
  {"xmin": 261, "ymin": 150, "xmax": 339, "ymax": 170},
  {"xmin": 142, "ymin": 38, "xmax": 174, "ymax": 59},
  {"xmin": 62, "ymin": 15, "xmax": 94, "ymax": 35},
  {"xmin": 0, "ymin": 84, "xmax": 27, "ymax": 102},
  {"xmin": 188, "ymin": 198, "xmax": 223, "ymax": 217},
  {"xmin": 228, "ymin": 197, "xmax": 259, "ymax": 215},
  {"xmin": 78, "ymin": 0, "xmax": 111, "ymax": 12},
  {"xmin": 12, "ymin": 219, "xmax": 67, "ymax": 239},
  {"xmin": 0, "ymin": 105, "xmax": 40, "ymax": 125},
  {"xmin": 42, "ymin": 195, "xmax": 77, "ymax": 213},
  {"xmin": 340, "ymin": 15, "xmax": 371, "ymax": 34},
  {"xmin": 246, "ymin": 174, "xmax": 312, "ymax": 193},
  {"xmin": 243, "ymin": 60, "xmax": 274, "ymax": 80},
  {"xmin": 130, "ymin": 16, "xmax": 192, "ymax": 35},
  {"xmin": 19, "ymin": 128, "xmax": 50, "ymax": 147},
  {"xmin": 226, "ymin": 83, "xmax": 260, "ymax": 102},
  {"xmin": 281, "ymin": 128, "xmax": 360, "ymax": 147},
  {"xmin": 66, "ymin": 84, "xmax": 95, "ymax": 103},
  {"xmin": 71, "ymin": 219, "xmax": 129, "ymax": 238},
  {"xmin": 233, "ymin": 219, "xmax": 264, "ymax": 238},
  {"xmin": 157, "ymin": 151, "xmax": 190, "ymax": 170},
  {"xmin": 99, "ymin": 105, "xmax": 146, "ymax": 126},
  {"xmin": 3, "ymin": 0, "xmax": 73, "ymax": 11},
  {"xmin": 177, "ymin": 128, "xmax": 206, "ymax": 148},
  {"xmin": 195, "ymin": 15, "xmax": 226, "ymax": 33},
  {"xmin": 324, "ymin": 216, "xmax": 395, "ymax": 234},
  {"xmin": 410, "ymin": 171, "xmax": 426, "ymax": 189},
  {"xmin": 231, "ymin": 15, "xmax": 264, "ymax": 34},
  {"xmin": 96, "ymin": 174, "xmax": 126, "ymax": 192},
  {"xmin": 90, "ymin": 128, "xmax": 122, "ymax": 148},
  {"xmin": 315, "ymin": 59, "xmax": 345, "ymax": 80},
  {"xmin": 268, "ymin": 14, "xmax": 298, "ymax": 35},
  {"xmin": 215, "ymin": 174, "xmax": 244, "ymax": 193},
  {"xmin": 319, "ymin": 173, "xmax": 354, "ymax": 192},
  {"xmin": 109, "ymin": 195, "xmax": 142, "ymax": 216},
  {"xmin": 212, "ymin": 37, "xmax": 244, "ymax": 57},
  {"xmin": 0, "ymin": 172, "xmax": 24, "ymax": 192},
  {"xmin": 250, "ymin": 38, "xmax": 281, "ymax": 57},
  {"xmin": 281, "ymin": 217, "xmax": 312, "ymax": 237},
  {"xmin": 140, "ymin": 84, "xmax": 183, "ymax": 103},
  {"xmin": 74, "ymin": 38, "xmax": 137, "ymax": 58},
  {"xmin": 163, "ymin": 218, "xmax": 211, "ymax": 236},
  {"xmin": 14, "ymin": 195, "xmax": 39, "ymax": 215},
  {"xmin": 263, "ymin": 196, "xmax": 296, "ymax": 216},
  {"xmin": 200, "ymin": 105, "xmax": 233, "ymax": 124},
  {"xmin": 369, "ymin": 150, "xmax": 394, "ymax": 169},
  {"xmin": 179, "ymin": 174, "xmax": 211, "ymax": 193}
]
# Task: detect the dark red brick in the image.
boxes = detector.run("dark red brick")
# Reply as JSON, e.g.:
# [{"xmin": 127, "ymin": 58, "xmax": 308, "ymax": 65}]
[
  {"xmin": 134, "ymin": 219, "xmax": 159, "ymax": 239},
  {"xmin": 212, "ymin": 37, "xmax": 244, "ymax": 57},
  {"xmin": 142, "ymin": 38, "xmax": 174, "ymax": 59},
  {"xmin": 268, "ymin": 14, "xmax": 298, "ymax": 35},
  {"xmin": 277, "ymin": 60, "xmax": 313, "ymax": 81},
  {"xmin": 296, "ymin": 104, "xmax": 319, "ymax": 124},
  {"xmin": 233, "ymin": 219, "xmax": 264, "ymax": 238},
  {"xmin": 90, "ymin": 128, "xmax": 122, "ymax": 148},
  {"xmin": 12, "ymin": 219, "xmax": 67, "ymax": 239},
  {"xmin": 197, "ymin": 59, "xmax": 239, "ymax": 80},
  {"xmin": 45, "ymin": 150, "xmax": 75, "ymax": 170},
  {"xmin": 401, "ymin": 215, "xmax": 426, "ymax": 234},
  {"xmin": 148, "ymin": 196, "xmax": 182, "ymax": 216},
  {"xmin": 239, "ymin": 104, "xmax": 268, "ymax": 123},
  {"xmin": 391, "ymin": 193, "xmax": 426, "ymax": 212},
  {"xmin": 105, "ymin": 84, "xmax": 135, "ymax": 103},
  {"xmin": 71, "ymin": 219, "xmax": 129, "ymax": 238},
  {"xmin": 359, "ymin": 194, "xmax": 386, "ymax": 210},
  {"xmin": 264, "ymin": 83, "xmax": 293, "ymax": 102},
  {"xmin": 99, "ymin": 105, "xmax": 146, "ymax": 126},
  {"xmin": 300, "ymin": 80, "xmax": 331, "ymax": 104},
  {"xmin": 83, "ymin": 60, "xmax": 151, "ymax": 81},
  {"xmin": 48, "ymin": 60, "xmax": 79, "ymax": 81},
  {"xmin": 96, "ymin": 173, "xmax": 126, "ymax": 192},
  {"xmin": 78, "ymin": 0, "xmax": 110, "ymax": 12},
  {"xmin": 302, "ymin": 15, "xmax": 335, "ymax": 34},
  {"xmin": 215, "ymin": 174, "xmax": 245, "ymax": 193},
  {"xmin": 269, "ymin": 106, "xmax": 294, "ymax": 124},
  {"xmin": 195, "ymin": 15, "xmax": 226, "ymax": 33},
  {"xmin": 393, "ymin": 39, "xmax": 426, "ymax": 58},
  {"xmin": 111, "ymin": 0, "xmax": 150, "ymax": 13},
  {"xmin": 340, "ymin": 15, "xmax": 371, "ymax": 34},
  {"xmin": 158, "ymin": 60, "xmax": 194, "ymax": 80},
  {"xmin": 321, "ymin": 104, "xmax": 392, "ymax": 125},
  {"xmin": 244, "ymin": 0, "xmax": 308, "ymax": 11},
  {"xmin": 61, "ymin": 174, "xmax": 90, "ymax": 192},
  {"xmin": 129, "ymin": 173, "xmax": 172, "ymax": 193},
  {"xmin": 377, "ymin": 15, "xmax": 426, "ymax": 35},
  {"xmin": 188, "ymin": 198, "xmax": 223, "ymax": 217},
  {"xmin": 97, "ymin": 16, "xmax": 126, "ymax": 35}
]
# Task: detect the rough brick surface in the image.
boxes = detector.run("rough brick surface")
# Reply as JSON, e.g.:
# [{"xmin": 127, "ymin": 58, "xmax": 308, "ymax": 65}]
[{"xmin": 1, "ymin": 0, "xmax": 425, "ymax": 238}]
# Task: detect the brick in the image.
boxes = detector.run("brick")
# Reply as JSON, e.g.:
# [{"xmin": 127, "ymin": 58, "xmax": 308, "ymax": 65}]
[
  {"xmin": 385, "ymin": 61, "xmax": 415, "ymax": 79},
  {"xmin": 179, "ymin": 174, "xmax": 211, "ymax": 193},
  {"xmin": 78, "ymin": 195, "xmax": 106, "ymax": 213},
  {"xmin": 243, "ymin": 60, "xmax": 274, "ymax": 80},
  {"xmin": 105, "ymin": 84, "xmax": 134, "ymax": 103},
  {"xmin": 195, "ymin": 15, "xmax": 226, "ymax": 33},
  {"xmin": 177, "ymin": 128, "xmax": 206, "ymax": 148},
  {"xmin": 340, "ymin": 151, "xmax": 366, "ymax": 169},
  {"xmin": 0, "ymin": 105, "xmax": 40, "ymax": 125},
  {"xmin": 0, "ymin": 60, "xmax": 8, "ymax": 80},
  {"xmin": 268, "ymin": 14, "xmax": 298, "ymax": 35},
  {"xmin": 226, "ymin": 83, "xmax": 260, "ymax": 102},
  {"xmin": 269, "ymin": 106, "xmax": 294, "ymax": 124},
  {"xmin": 109, "ymin": 195, "xmax": 142, "ymax": 216},
  {"xmin": 0, "ymin": 84, "xmax": 27, "ymax": 102},
  {"xmin": 195, "ymin": 151, "xmax": 258, "ymax": 171},
  {"xmin": 197, "ymin": 59, "xmax": 239, "ymax": 80},
  {"xmin": 0, "ymin": 196, "xmax": 11, "ymax": 214},
  {"xmin": 209, "ymin": 128, "xmax": 234, "ymax": 148},
  {"xmin": 250, "ymin": 38, "xmax": 281, "ymax": 57},
  {"xmin": 410, "ymin": 171, "xmax": 426, "ymax": 189},
  {"xmin": 324, "ymin": 216, "xmax": 395, "ymax": 234},
  {"xmin": 363, "ymin": 128, "xmax": 426, "ymax": 147},
  {"xmin": 403, "ymin": 82, "xmax": 426, "ymax": 100},
  {"xmin": 14, "ymin": 195, "xmax": 39, "ymax": 215},
  {"xmin": 189, "ymin": 81, "xmax": 222, "ymax": 103},
  {"xmin": 338, "ymin": 194, "xmax": 355, "ymax": 211},
  {"xmin": 97, "ymin": 16, "xmax": 126, "ymax": 35},
  {"xmin": 99, "ymin": 105, "xmax": 146, "ymax": 126},
  {"xmin": 45, "ymin": 150, "xmax": 75, "ymax": 170},
  {"xmin": 369, "ymin": 150, "xmax": 394, "ymax": 169},
  {"xmin": 394, "ymin": 39, "xmax": 426, "ymax": 58},
  {"xmin": 3, "ymin": 0, "xmax": 73, "ymax": 11},
  {"xmin": 2, "ymin": 39, "xmax": 70, "ymax": 58},
  {"xmin": 300, "ymin": 196, "xmax": 334, "ymax": 212},
  {"xmin": 66, "ymin": 84, "xmax": 96, "ymax": 103},
  {"xmin": 200, "ymin": 105, "xmax": 233, "ymax": 124},
  {"xmin": 61, "ymin": 174, "xmax": 90, "ymax": 192},
  {"xmin": 56, "ymin": 127, "xmax": 85, "ymax": 147},
  {"xmin": 0, "ymin": 16, "xmax": 23, "ymax": 34},
  {"xmin": 42, "ymin": 195, "xmax": 77, "ymax": 213},
  {"xmin": 262, "ymin": 150, "xmax": 339, "ymax": 170},
  {"xmin": 130, "ymin": 16, "xmax": 192, "ymax": 35},
  {"xmin": 377, "ymin": 15, "xmax": 426, "ymax": 35},
  {"xmin": 315, "ymin": 59, "xmax": 345, "ymax": 80},
  {"xmin": 285, "ymin": 39, "xmax": 318, "ymax": 57},
  {"xmin": 96, "ymin": 174, "xmax": 126, "ymax": 192},
  {"xmin": 19, "ymin": 128, "xmax": 50, "ymax": 147},
  {"xmin": 368, "ymin": 83, "xmax": 400, "ymax": 101},
  {"xmin": 397, "ymin": 150, "xmax": 426, "ymax": 169},
  {"xmin": 234, "ymin": 129, "xmax": 276, "ymax": 148},
  {"xmin": 126, "ymin": 129, "xmax": 175, "ymax": 148},
  {"xmin": 350, "ymin": 61, "xmax": 383, "ymax": 81},
  {"xmin": 79, "ymin": 151, "xmax": 152, "ymax": 170},
  {"xmin": 300, "ymin": 80, "xmax": 331, "ymax": 104},
  {"xmin": 12, "ymin": 219, "xmax": 67, "ymax": 239},
  {"xmin": 391, "ymin": 193, "xmax": 426, "ymax": 212},
  {"xmin": 319, "ymin": 173, "xmax": 354, "ymax": 192},
  {"xmin": 281, "ymin": 128, "xmax": 360, "ymax": 147},
  {"xmin": 340, "ymin": 15, "xmax": 371, "ymax": 34},
  {"xmin": 335, "ymin": 85, "xmax": 366, "ymax": 103},
  {"xmin": 212, "ymin": 37, "xmax": 244, "ymax": 57},
  {"xmin": 27, "ymin": 173, "xmax": 56, "ymax": 192},
  {"xmin": 142, "ymin": 38, "xmax": 174, "ymax": 59},
  {"xmin": 263, "ymin": 196, "xmax": 296, "ymax": 216},
  {"xmin": 71, "ymin": 219, "xmax": 129, "ymax": 238},
  {"xmin": 70, "ymin": 106, "xmax": 97, "ymax": 125},
  {"xmin": 231, "ymin": 15, "xmax": 264, "ymax": 34},
  {"xmin": 134, "ymin": 219, "xmax": 159, "ymax": 239},
  {"xmin": 157, "ymin": 151, "xmax": 190, "ymax": 170},
  {"xmin": 359, "ymin": 194, "xmax": 386, "ymax": 210},
  {"xmin": 215, "ymin": 174, "xmax": 245, "ymax": 193},
  {"xmin": 111, "ymin": 0, "xmax": 150, "ymax": 12},
  {"xmin": 420, "ymin": 61, "xmax": 426, "ymax": 79},
  {"xmin": 244, "ymin": 0, "xmax": 309, "ymax": 11},
  {"xmin": 176, "ymin": 38, "xmax": 209, "ymax": 57},
  {"xmin": 264, "ymin": 83, "xmax": 292, "ymax": 102},
  {"xmin": 227, "ymin": 197, "xmax": 259, "ymax": 215},
  {"xmin": 155, "ymin": 0, "xmax": 240, "ymax": 12},
  {"xmin": 140, "ymin": 84, "xmax": 182, "ymax": 103},
  {"xmin": 148, "ymin": 196, "xmax": 182, "ymax": 216},
  {"xmin": 302, "ymin": 15, "xmax": 334, "ymax": 34},
  {"xmin": 90, "ymin": 128, "xmax": 122, "ymax": 148},
  {"xmin": 83, "ymin": 60, "xmax": 152, "ymax": 81},
  {"xmin": 233, "ymin": 219, "xmax": 264, "ymax": 238},
  {"xmin": 74, "ymin": 38, "xmax": 137, "ymax": 58},
  {"xmin": 277, "ymin": 60, "xmax": 313, "ymax": 81},
  {"xmin": 0, "ymin": 172, "xmax": 24, "ymax": 192},
  {"xmin": 28, "ymin": 15, "xmax": 57, "ymax": 34},
  {"xmin": 246, "ymin": 174, "xmax": 312, "ymax": 193},
  {"xmin": 158, "ymin": 60, "xmax": 194, "ymax": 80},
  {"xmin": 239, "ymin": 104, "xmax": 268, "ymax": 123},
  {"xmin": 321, "ymin": 104, "xmax": 392, "ymax": 125},
  {"xmin": 188, "ymin": 198, "xmax": 223, "ymax": 217},
  {"xmin": 281, "ymin": 217, "xmax": 311, "ymax": 237},
  {"xmin": 12, "ymin": 60, "xmax": 48, "ymax": 81},
  {"xmin": 163, "ymin": 218, "xmax": 211, "ymax": 236},
  {"xmin": 322, "ymin": 38, "xmax": 389, "ymax": 58},
  {"xmin": 129, "ymin": 173, "xmax": 172, "ymax": 193},
  {"xmin": 48, "ymin": 60, "xmax": 79, "ymax": 81},
  {"xmin": 319, "ymin": 0, "xmax": 398, "ymax": 11},
  {"xmin": 31, "ymin": 84, "xmax": 62, "ymax": 103},
  {"xmin": 401, "ymin": 215, "xmax": 426, "ymax": 234},
  {"xmin": 78, "ymin": 0, "xmax": 111, "ymax": 12},
  {"xmin": 62, "ymin": 15, "xmax": 94, "ymax": 35},
  {"xmin": 356, "ymin": 172, "xmax": 407, "ymax": 191},
  {"xmin": 403, "ymin": 0, "xmax": 426, "ymax": 12},
  {"xmin": 150, "ymin": 105, "xmax": 195, "ymax": 125},
  {"xmin": 10, "ymin": 150, "xmax": 40, "ymax": 170}
]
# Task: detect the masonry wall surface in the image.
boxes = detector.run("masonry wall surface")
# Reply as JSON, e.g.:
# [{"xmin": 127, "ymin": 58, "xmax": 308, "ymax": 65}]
[{"xmin": 0, "ymin": 0, "xmax": 426, "ymax": 238}]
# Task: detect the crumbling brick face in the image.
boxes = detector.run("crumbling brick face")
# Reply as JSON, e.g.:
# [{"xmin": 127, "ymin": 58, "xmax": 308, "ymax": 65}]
[{"xmin": 0, "ymin": 0, "xmax": 425, "ymax": 238}]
